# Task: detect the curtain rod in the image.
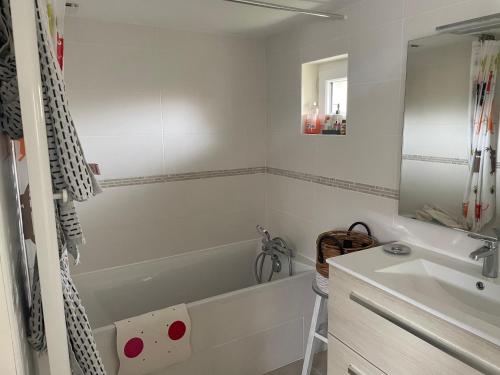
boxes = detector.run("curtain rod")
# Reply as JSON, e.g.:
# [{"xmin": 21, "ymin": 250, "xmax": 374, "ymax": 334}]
[
  {"xmin": 223, "ymin": 0, "xmax": 346, "ymax": 20},
  {"xmin": 436, "ymin": 13, "xmax": 500, "ymax": 35}
]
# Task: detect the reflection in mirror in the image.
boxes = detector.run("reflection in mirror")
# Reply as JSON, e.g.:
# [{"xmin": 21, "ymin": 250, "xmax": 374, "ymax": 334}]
[{"xmin": 400, "ymin": 32, "xmax": 500, "ymax": 237}]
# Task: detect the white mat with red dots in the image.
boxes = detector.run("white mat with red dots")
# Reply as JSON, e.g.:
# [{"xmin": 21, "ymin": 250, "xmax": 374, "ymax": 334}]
[{"xmin": 115, "ymin": 303, "xmax": 191, "ymax": 375}]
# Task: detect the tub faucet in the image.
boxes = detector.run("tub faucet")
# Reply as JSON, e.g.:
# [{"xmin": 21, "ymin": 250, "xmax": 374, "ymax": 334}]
[
  {"xmin": 468, "ymin": 233, "xmax": 499, "ymax": 278},
  {"xmin": 268, "ymin": 237, "xmax": 293, "ymax": 257},
  {"xmin": 256, "ymin": 225, "xmax": 292, "ymax": 255},
  {"xmin": 255, "ymin": 225, "xmax": 294, "ymax": 283}
]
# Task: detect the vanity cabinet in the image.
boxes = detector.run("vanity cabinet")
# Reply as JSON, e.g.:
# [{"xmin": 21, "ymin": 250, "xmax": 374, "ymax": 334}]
[
  {"xmin": 328, "ymin": 266, "xmax": 500, "ymax": 375},
  {"xmin": 328, "ymin": 334, "xmax": 384, "ymax": 375}
]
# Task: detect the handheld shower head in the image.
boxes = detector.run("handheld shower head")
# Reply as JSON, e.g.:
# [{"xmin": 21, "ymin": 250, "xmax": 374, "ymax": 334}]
[{"xmin": 256, "ymin": 225, "xmax": 271, "ymax": 241}]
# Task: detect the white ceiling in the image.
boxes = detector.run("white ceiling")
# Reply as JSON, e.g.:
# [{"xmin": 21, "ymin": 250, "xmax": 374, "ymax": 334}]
[{"xmin": 66, "ymin": 0, "xmax": 353, "ymax": 37}]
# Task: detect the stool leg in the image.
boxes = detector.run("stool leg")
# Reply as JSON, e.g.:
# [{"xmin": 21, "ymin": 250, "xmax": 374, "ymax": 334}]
[{"xmin": 301, "ymin": 294, "xmax": 322, "ymax": 375}]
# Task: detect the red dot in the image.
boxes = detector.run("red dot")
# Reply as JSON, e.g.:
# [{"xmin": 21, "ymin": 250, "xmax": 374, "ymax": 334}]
[
  {"xmin": 124, "ymin": 337, "xmax": 144, "ymax": 358},
  {"xmin": 168, "ymin": 320, "xmax": 186, "ymax": 341}
]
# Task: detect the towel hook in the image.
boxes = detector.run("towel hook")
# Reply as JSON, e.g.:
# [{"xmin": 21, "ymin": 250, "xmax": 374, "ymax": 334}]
[{"xmin": 53, "ymin": 189, "xmax": 69, "ymax": 203}]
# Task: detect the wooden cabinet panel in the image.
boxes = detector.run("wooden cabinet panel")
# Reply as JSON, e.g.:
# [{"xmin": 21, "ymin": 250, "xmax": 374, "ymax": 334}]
[
  {"xmin": 328, "ymin": 334, "xmax": 385, "ymax": 375},
  {"xmin": 329, "ymin": 267, "xmax": 500, "ymax": 375}
]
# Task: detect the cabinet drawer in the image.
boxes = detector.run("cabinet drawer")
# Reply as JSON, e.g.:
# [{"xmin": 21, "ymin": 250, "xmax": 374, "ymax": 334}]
[
  {"xmin": 328, "ymin": 334, "xmax": 385, "ymax": 375},
  {"xmin": 329, "ymin": 268, "xmax": 497, "ymax": 375}
]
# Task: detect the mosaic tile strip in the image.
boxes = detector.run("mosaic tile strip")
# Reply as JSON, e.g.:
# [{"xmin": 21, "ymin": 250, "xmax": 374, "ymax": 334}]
[
  {"xmin": 99, "ymin": 167, "xmax": 266, "ymax": 188},
  {"xmin": 403, "ymin": 154, "xmax": 500, "ymax": 169},
  {"xmin": 100, "ymin": 166, "xmax": 399, "ymax": 200},
  {"xmin": 402, "ymin": 154, "xmax": 469, "ymax": 166},
  {"xmin": 266, "ymin": 167, "xmax": 399, "ymax": 200}
]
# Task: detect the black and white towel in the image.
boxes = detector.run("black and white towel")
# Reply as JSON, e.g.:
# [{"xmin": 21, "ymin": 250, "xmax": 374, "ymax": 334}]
[{"xmin": 0, "ymin": 0, "xmax": 105, "ymax": 374}]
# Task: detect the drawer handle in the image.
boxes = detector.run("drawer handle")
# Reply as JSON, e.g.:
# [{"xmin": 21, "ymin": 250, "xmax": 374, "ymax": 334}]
[
  {"xmin": 347, "ymin": 364, "xmax": 364, "ymax": 375},
  {"xmin": 349, "ymin": 291, "xmax": 496, "ymax": 375}
]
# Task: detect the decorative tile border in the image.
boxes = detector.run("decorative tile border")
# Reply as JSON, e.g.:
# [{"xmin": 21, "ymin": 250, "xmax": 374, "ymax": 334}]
[
  {"xmin": 402, "ymin": 154, "xmax": 468, "ymax": 166},
  {"xmin": 99, "ymin": 166, "xmax": 399, "ymax": 200},
  {"xmin": 403, "ymin": 154, "xmax": 500, "ymax": 169},
  {"xmin": 99, "ymin": 167, "xmax": 266, "ymax": 188},
  {"xmin": 266, "ymin": 167, "xmax": 399, "ymax": 200}
]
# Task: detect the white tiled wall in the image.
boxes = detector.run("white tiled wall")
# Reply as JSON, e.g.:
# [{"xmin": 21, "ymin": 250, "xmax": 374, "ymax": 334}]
[
  {"xmin": 64, "ymin": 18, "xmax": 268, "ymax": 273},
  {"xmin": 74, "ymin": 174, "xmax": 266, "ymax": 273},
  {"xmin": 265, "ymin": 0, "xmax": 500, "ymax": 262},
  {"xmin": 65, "ymin": 17, "xmax": 267, "ymax": 180}
]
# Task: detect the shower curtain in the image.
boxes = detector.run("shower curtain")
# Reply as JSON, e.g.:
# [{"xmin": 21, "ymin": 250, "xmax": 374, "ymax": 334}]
[
  {"xmin": 463, "ymin": 39, "xmax": 500, "ymax": 232},
  {"xmin": 0, "ymin": 0, "xmax": 106, "ymax": 374}
]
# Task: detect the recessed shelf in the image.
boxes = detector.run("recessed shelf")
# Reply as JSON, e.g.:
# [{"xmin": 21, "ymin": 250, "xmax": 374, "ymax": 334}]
[
  {"xmin": 302, "ymin": 133, "xmax": 347, "ymax": 137},
  {"xmin": 301, "ymin": 54, "xmax": 348, "ymax": 136}
]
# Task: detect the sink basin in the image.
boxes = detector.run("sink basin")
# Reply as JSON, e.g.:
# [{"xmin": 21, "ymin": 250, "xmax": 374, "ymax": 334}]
[
  {"xmin": 327, "ymin": 243, "xmax": 500, "ymax": 346},
  {"xmin": 376, "ymin": 259, "xmax": 500, "ymax": 327}
]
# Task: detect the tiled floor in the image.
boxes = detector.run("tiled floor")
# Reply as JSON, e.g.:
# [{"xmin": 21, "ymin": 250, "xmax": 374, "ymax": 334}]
[{"xmin": 265, "ymin": 351, "xmax": 327, "ymax": 375}]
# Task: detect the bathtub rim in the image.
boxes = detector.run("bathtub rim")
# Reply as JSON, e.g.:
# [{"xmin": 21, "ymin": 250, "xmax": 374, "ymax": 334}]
[
  {"xmin": 72, "ymin": 238, "xmax": 264, "ymax": 278},
  {"xmin": 73, "ymin": 238, "xmax": 316, "ymax": 279},
  {"xmin": 91, "ymin": 262, "xmax": 314, "ymax": 336}
]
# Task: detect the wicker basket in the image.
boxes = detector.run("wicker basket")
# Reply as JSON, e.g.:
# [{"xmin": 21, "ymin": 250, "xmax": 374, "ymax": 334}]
[{"xmin": 316, "ymin": 222, "xmax": 377, "ymax": 279}]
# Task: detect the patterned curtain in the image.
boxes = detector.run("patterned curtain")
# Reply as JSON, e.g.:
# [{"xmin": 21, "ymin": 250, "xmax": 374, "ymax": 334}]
[{"xmin": 463, "ymin": 39, "xmax": 500, "ymax": 232}]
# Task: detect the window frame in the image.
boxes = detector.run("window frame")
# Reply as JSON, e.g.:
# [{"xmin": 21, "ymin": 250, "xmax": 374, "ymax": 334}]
[{"xmin": 325, "ymin": 77, "xmax": 348, "ymax": 116}]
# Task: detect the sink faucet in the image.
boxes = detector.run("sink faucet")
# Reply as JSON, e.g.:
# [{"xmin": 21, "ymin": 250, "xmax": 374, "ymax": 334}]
[{"xmin": 468, "ymin": 233, "xmax": 499, "ymax": 278}]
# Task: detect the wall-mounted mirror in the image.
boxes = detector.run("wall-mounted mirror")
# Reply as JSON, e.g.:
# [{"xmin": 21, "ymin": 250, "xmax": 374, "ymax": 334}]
[{"xmin": 400, "ymin": 28, "xmax": 500, "ymax": 237}]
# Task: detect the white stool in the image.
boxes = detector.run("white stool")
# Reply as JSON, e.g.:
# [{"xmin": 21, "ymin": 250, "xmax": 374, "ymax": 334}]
[{"xmin": 301, "ymin": 281, "xmax": 328, "ymax": 375}]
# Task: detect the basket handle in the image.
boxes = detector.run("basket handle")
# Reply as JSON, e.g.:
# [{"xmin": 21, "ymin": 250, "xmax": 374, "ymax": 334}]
[
  {"xmin": 317, "ymin": 232, "xmax": 345, "ymax": 264},
  {"xmin": 348, "ymin": 222, "xmax": 372, "ymax": 237}
]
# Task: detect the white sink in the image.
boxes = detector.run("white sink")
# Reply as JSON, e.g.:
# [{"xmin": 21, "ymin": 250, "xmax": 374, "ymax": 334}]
[
  {"xmin": 377, "ymin": 259, "xmax": 500, "ymax": 328},
  {"xmin": 327, "ymin": 242, "xmax": 500, "ymax": 346}
]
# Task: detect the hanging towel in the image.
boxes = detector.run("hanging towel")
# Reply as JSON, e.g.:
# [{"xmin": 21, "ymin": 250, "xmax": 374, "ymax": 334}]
[
  {"xmin": 0, "ymin": 0, "xmax": 101, "ymax": 261},
  {"xmin": 415, "ymin": 204, "xmax": 468, "ymax": 230},
  {"xmin": 0, "ymin": 0, "xmax": 106, "ymax": 374},
  {"xmin": 115, "ymin": 304, "xmax": 192, "ymax": 375}
]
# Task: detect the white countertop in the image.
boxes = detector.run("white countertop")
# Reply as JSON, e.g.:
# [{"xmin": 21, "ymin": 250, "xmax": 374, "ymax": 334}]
[{"xmin": 327, "ymin": 241, "xmax": 500, "ymax": 347}]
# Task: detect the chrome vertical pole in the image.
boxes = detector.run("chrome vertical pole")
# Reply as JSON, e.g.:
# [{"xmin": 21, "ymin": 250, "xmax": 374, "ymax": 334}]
[{"xmin": 10, "ymin": 0, "xmax": 71, "ymax": 373}]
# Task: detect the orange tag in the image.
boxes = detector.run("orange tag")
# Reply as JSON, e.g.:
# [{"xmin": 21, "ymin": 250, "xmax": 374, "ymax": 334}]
[{"xmin": 18, "ymin": 138, "xmax": 26, "ymax": 161}]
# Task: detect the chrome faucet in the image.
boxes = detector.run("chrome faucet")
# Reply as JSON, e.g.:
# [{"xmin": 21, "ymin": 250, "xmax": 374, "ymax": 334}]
[
  {"xmin": 255, "ymin": 225, "xmax": 294, "ymax": 283},
  {"xmin": 468, "ymin": 233, "xmax": 499, "ymax": 278}
]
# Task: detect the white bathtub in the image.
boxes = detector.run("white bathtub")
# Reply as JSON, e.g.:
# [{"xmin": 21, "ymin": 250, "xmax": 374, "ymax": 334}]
[{"xmin": 72, "ymin": 239, "xmax": 315, "ymax": 375}]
